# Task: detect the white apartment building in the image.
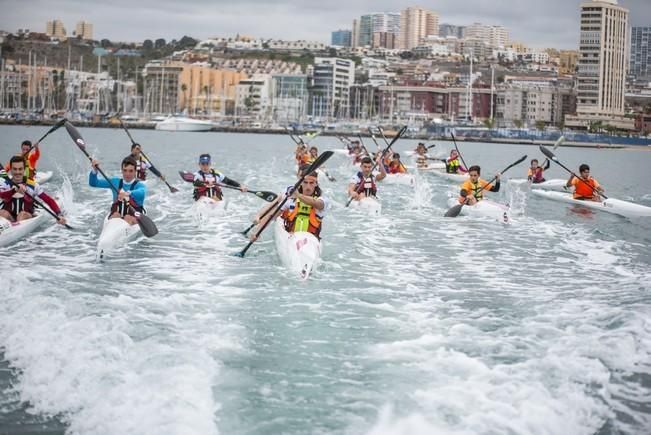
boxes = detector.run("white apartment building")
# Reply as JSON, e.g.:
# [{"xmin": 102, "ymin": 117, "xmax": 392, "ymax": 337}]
[
  {"xmin": 567, "ymin": 0, "xmax": 632, "ymax": 129},
  {"xmin": 309, "ymin": 57, "xmax": 355, "ymax": 119},
  {"xmin": 235, "ymin": 74, "xmax": 273, "ymax": 120}
]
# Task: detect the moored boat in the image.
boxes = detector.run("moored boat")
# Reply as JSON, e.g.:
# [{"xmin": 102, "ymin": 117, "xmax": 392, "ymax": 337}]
[
  {"xmin": 0, "ymin": 214, "xmax": 48, "ymax": 247},
  {"xmin": 531, "ymin": 190, "xmax": 651, "ymax": 218},
  {"xmin": 273, "ymin": 218, "xmax": 321, "ymax": 280},
  {"xmin": 96, "ymin": 217, "xmax": 142, "ymax": 259},
  {"xmin": 155, "ymin": 117, "xmax": 213, "ymax": 132}
]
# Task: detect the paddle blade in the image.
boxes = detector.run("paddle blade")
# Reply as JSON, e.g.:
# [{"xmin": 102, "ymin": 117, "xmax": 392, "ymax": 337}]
[
  {"xmin": 553, "ymin": 135, "xmax": 565, "ymax": 150},
  {"xmin": 135, "ymin": 213, "xmax": 158, "ymax": 237},
  {"xmin": 64, "ymin": 121, "xmax": 87, "ymax": 151},
  {"xmin": 539, "ymin": 145, "xmax": 555, "ymax": 161},
  {"xmin": 254, "ymin": 191, "xmax": 278, "ymax": 202},
  {"xmin": 168, "ymin": 185, "xmax": 180, "ymax": 193},
  {"xmin": 444, "ymin": 204, "xmax": 463, "ymax": 217},
  {"xmin": 179, "ymin": 170, "xmax": 195, "ymax": 183}
]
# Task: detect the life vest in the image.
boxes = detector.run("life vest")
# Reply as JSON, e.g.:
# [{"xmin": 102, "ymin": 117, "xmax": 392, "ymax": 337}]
[
  {"xmin": 110, "ymin": 179, "xmax": 142, "ymax": 217},
  {"xmin": 194, "ymin": 170, "xmax": 223, "ymax": 200},
  {"xmin": 527, "ymin": 167, "xmax": 545, "ymax": 183},
  {"xmin": 388, "ymin": 162, "xmax": 405, "ymax": 174},
  {"xmin": 136, "ymin": 156, "xmax": 147, "ymax": 181},
  {"xmin": 6, "ymin": 177, "xmax": 36, "ymax": 216},
  {"xmin": 356, "ymin": 171, "xmax": 377, "ymax": 197},
  {"xmin": 572, "ymin": 177, "xmax": 599, "ymax": 199},
  {"xmin": 282, "ymin": 197, "xmax": 322, "ymax": 238},
  {"xmin": 446, "ymin": 158, "xmax": 461, "ymax": 174},
  {"xmin": 460, "ymin": 179, "xmax": 489, "ymax": 201}
]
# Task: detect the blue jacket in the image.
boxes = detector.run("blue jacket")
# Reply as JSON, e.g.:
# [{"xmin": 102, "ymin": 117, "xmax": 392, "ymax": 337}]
[{"xmin": 89, "ymin": 171, "xmax": 146, "ymax": 206}]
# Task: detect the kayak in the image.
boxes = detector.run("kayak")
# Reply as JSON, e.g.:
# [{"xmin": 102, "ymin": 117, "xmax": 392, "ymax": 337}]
[
  {"xmin": 191, "ymin": 196, "xmax": 226, "ymax": 224},
  {"xmin": 273, "ymin": 218, "xmax": 321, "ymax": 280},
  {"xmin": 509, "ymin": 178, "xmax": 568, "ymax": 192},
  {"xmin": 97, "ymin": 216, "xmax": 142, "ymax": 259},
  {"xmin": 430, "ymin": 170, "xmax": 469, "ymax": 183},
  {"xmin": 531, "ymin": 190, "xmax": 651, "ymax": 218},
  {"xmin": 349, "ymin": 197, "xmax": 382, "ymax": 216},
  {"xmin": 447, "ymin": 197, "xmax": 511, "ymax": 223},
  {"xmin": 35, "ymin": 171, "xmax": 53, "ymax": 184},
  {"xmin": 383, "ymin": 173, "xmax": 415, "ymax": 186},
  {"xmin": 0, "ymin": 213, "xmax": 48, "ymax": 247}
]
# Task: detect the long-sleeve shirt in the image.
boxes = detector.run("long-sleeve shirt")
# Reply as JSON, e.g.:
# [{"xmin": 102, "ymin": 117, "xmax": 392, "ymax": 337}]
[
  {"xmin": 89, "ymin": 171, "xmax": 146, "ymax": 206},
  {"xmin": 0, "ymin": 176, "xmax": 61, "ymax": 214}
]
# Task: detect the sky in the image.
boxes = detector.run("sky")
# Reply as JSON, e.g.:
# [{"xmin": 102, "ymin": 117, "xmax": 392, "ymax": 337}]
[{"xmin": 1, "ymin": 0, "xmax": 650, "ymax": 49}]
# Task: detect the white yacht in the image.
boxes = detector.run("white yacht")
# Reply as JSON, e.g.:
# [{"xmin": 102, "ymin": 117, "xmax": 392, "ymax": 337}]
[{"xmin": 155, "ymin": 116, "xmax": 213, "ymax": 132}]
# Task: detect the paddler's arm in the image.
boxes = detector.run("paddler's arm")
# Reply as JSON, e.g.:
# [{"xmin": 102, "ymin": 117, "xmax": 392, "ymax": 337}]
[
  {"xmin": 543, "ymin": 159, "xmax": 551, "ymax": 171},
  {"xmin": 88, "ymin": 161, "xmax": 114, "ymax": 190},
  {"xmin": 146, "ymin": 160, "xmax": 163, "ymax": 178},
  {"xmin": 294, "ymin": 192, "xmax": 324, "ymax": 210},
  {"xmin": 487, "ymin": 173, "xmax": 501, "ymax": 192},
  {"xmin": 565, "ymin": 174, "xmax": 575, "ymax": 188},
  {"xmin": 222, "ymin": 176, "xmax": 247, "ymax": 192},
  {"xmin": 347, "ymin": 181, "xmax": 360, "ymax": 199},
  {"xmin": 375, "ymin": 155, "xmax": 387, "ymax": 181}
]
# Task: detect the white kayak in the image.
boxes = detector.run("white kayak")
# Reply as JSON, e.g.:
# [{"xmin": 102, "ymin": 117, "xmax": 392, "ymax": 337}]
[
  {"xmin": 97, "ymin": 216, "xmax": 142, "ymax": 258},
  {"xmin": 415, "ymin": 162, "xmax": 446, "ymax": 171},
  {"xmin": 349, "ymin": 197, "xmax": 382, "ymax": 216},
  {"xmin": 383, "ymin": 173, "xmax": 415, "ymax": 186},
  {"xmin": 531, "ymin": 190, "xmax": 651, "ymax": 218},
  {"xmin": 35, "ymin": 171, "xmax": 53, "ymax": 184},
  {"xmin": 430, "ymin": 170, "xmax": 469, "ymax": 183},
  {"xmin": 0, "ymin": 214, "xmax": 49, "ymax": 247},
  {"xmin": 273, "ymin": 218, "xmax": 321, "ymax": 280},
  {"xmin": 447, "ymin": 197, "xmax": 511, "ymax": 223},
  {"xmin": 509, "ymin": 178, "xmax": 568, "ymax": 192},
  {"xmin": 191, "ymin": 196, "xmax": 226, "ymax": 224}
]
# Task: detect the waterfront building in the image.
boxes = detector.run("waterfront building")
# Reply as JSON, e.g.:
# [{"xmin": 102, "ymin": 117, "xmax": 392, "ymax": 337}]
[
  {"xmin": 559, "ymin": 50, "xmax": 579, "ymax": 75},
  {"xmin": 235, "ymin": 74, "xmax": 273, "ymax": 120},
  {"xmin": 331, "ymin": 30, "xmax": 352, "ymax": 47},
  {"xmin": 177, "ymin": 64, "xmax": 246, "ymax": 116},
  {"xmin": 309, "ymin": 57, "xmax": 355, "ymax": 119},
  {"xmin": 630, "ymin": 27, "xmax": 651, "ymax": 82},
  {"xmin": 566, "ymin": 0, "xmax": 633, "ymax": 130},
  {"xmin": 398, "ymin": 7, "xmax": 439, "ymax": 50},
  {"xmin": 142, "ymin": 61, "xmax": 184, "ymax": 115},
  {"xmin": 270, "ymin": 74, "xmax": 309, "ymax": 122}
]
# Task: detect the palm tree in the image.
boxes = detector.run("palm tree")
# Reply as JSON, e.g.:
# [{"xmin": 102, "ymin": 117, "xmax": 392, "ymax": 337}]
[{"xmin": 181, "ymin": 83, "xmax": 188, "ymax": 111}]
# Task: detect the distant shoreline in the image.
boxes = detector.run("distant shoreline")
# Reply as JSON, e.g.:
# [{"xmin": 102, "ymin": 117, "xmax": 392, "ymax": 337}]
[{"xmin": 1, "ymin": 119, "xmax": 648, "ymax": 150}]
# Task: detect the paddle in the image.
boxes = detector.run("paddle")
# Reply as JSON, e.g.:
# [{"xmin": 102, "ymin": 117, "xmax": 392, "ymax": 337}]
[
  {"xmin": 178, "ymin": 171, "xmax": 278, "ymax": 202},
  {"xmin": 287, "ymin": 130, "xmax": 336, "ymax": 182},
  {"xmin": 20, "ymin": 119, "xmax": 67, "ymax": 157},
  {"xmin": 450, "ymin": 132, "xmax": 470, "ymax": 171},
  {"xmin": 63, "ymin": 121, "xmax": 159, "ymax": 237},
  {"xmin": 377, "ymin": 127, "xmax": 408, "ymax": 172},
  {"xmin": 235, "ymin": 150, "xmax": 334, "ymax": 257},
  {"xmin": 444, "ymin": 155, "xmax": 528, "ymax": 217},
  {"xmin": 346, "ymin": 126, "xmax": 407, "ymax": 207},
  {"xmin": 2, "ymin": 177, "xmax": 73, "ymax": 229},
  {"xmin": 118, "ymin": 119, "xmax": 179, "ymax": 193},
  {"xmin": 538, "ymin": 146, "xmax": 608, "ymax": 199}
]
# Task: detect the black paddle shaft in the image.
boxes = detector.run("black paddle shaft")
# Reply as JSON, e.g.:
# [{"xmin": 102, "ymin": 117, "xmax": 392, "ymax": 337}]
[
  {"xmin": 237, "ymin": 151, "xmax": 334, "ymax": 257},
  {"xmin": 538, "ymin": 146, "xmax": 607, "ymax": 199}
]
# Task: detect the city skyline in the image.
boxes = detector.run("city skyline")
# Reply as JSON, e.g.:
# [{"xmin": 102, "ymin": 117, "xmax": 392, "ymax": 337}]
[{"xmin": 1, "ymin": 0, "xmax": 650, "ymax": 49}]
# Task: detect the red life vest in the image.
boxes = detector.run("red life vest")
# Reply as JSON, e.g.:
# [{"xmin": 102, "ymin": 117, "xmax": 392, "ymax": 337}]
[
  {"xmin": 110, "ymin": 179, "xmax": 143, "ymax": 217},
  {"xmin": 194, "ymin": 170, "xmax": 223, "ymax": 200},
  {"xmin": 1, "ymin": 177, "xmax": 36, "ymax": 217},
  {"xmin": 528, "ymin": 167, "xmax": 545, "ymax": 183},
  {"xmin": 356, "ymin": 172, "xmax": 377, "ymax": 197},
  {"xmin": 136, "ymin": 157, "xmax": 147, "ymax": 181}
]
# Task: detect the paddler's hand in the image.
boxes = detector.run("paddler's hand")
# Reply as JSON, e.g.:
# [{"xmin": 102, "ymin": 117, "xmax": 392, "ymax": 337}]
[
  {"xmin": 249, "ymin": 234, "xmax": 258, "ymax": 242},
  {"xmin": 117, "ymin": 190, "xmax": 130, "ymax": 201},
  {"xmin": 15, "ymin": 183, "xmax": 27, "ymax": 194},
  {"xmin": 350, "ymin": 191, "xmax": 360, "ymax": 200},
  {"xmin": 56, "ymin": 215, "xmax": 67, "ymax": 225},
  {"xmin": 495, "ymin": 172, "xmax": 501, "ymax": 180},
  {"xmin": 91, "ymin": 159, "xmax": 100, "ymax": 171},
  {"xmin": 240, "ymin": 185, "xmax": 248, "ymax": 193}
]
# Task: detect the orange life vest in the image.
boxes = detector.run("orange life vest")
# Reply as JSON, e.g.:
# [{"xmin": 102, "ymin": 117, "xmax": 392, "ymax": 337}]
[
  {"xmin": 571, "ymin": 176, "xmax": 599, "ymax": 199},
  {"xmin": 282, "ymin": 198, "xmax": 322, "ymax": 238}
]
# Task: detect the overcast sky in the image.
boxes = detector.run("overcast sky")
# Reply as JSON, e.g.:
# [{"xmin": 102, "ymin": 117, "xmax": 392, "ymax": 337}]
[{"xmin": 1, "ymin": 0, "xmax": 650, "ymax": 49}]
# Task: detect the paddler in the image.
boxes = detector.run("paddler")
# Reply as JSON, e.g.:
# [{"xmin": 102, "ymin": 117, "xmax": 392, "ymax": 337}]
[
  {"xmin": 89, "ymin": 156, "xmax": 146, "ymax": 226},
  {"xmin": 126, "ymin": 143, "xmax": 164, "ymax": 182},
  {"xmin": 347, "ymin": 155, "xmax": 386, "ymax": 201},
  {"xmin": 387, "ymin": 153, "xmax": 407, "ymax": 174},
  {"xmin": 307, "ymin": 146, "xmax": 318, "ymax": 164},
  {"xmin": 192, "ymin": 153, "xmax": 246, "ymax": 201},
  {"xmin": 457, "ymin": 165, "xmax": 500, "ymax": 205},
  {"xmin": 527, "ymin": 158, "xmax": 550, "ymax": 184},
  {"xmin": 415, "ymin": 143, "xmax": 429, "ymax": 168},
  {"xmin": 4, "ymin": 140, "xmax": 40, "ymax": 180},
  {"xmin": 565, "ymin": 164, "xmax": 604, "ymax": 201},
  {"xmin": 445, "ymin": 150, "xmax": 467, "ymax": 174},
  {"xmin": 250, "ymin": 171, "xmax": 328, "ymax": 241},
  {"xmin": 0, "ymin": 155, "xmax": 66, "ymax": 225}
]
